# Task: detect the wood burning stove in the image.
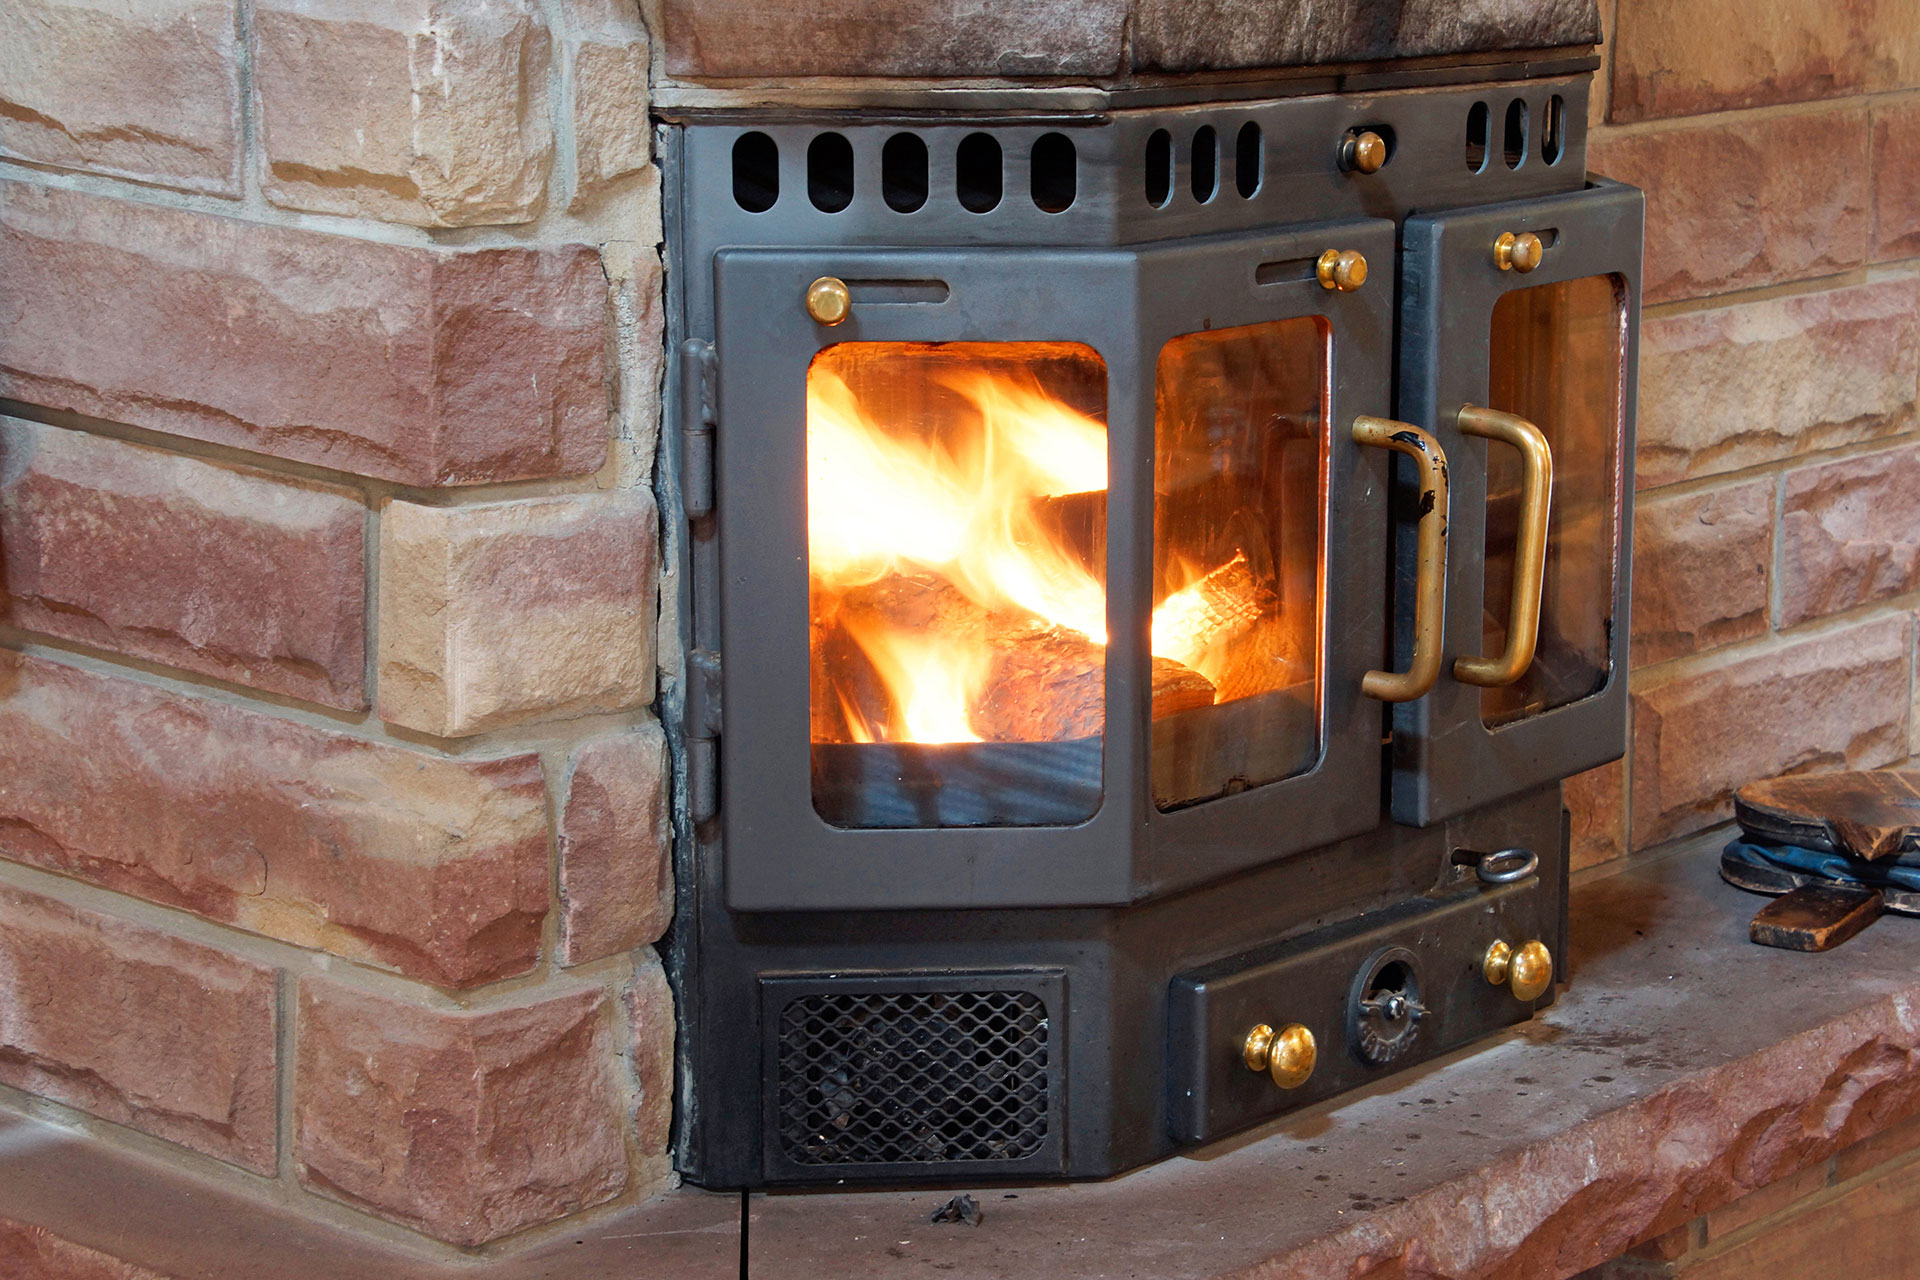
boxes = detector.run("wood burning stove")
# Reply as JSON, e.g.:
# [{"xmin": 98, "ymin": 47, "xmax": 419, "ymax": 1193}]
[{"xmin": 661, "ymin": 61, "xmax": 1641, "ymax": 1188}]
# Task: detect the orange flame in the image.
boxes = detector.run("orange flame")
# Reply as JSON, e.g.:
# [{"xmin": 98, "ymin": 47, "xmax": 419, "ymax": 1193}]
[{"xmin": 809, "ymin": 354, "xmax": 1269, "ymax": 745}]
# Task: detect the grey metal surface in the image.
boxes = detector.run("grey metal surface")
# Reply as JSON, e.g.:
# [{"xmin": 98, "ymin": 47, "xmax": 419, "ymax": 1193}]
[
  {"xmin": 675, "ymin": 76, "xmax": 1592, "ymax": 336},
  {"xmin": 661, "ymin": 69, "xmax": 1620, "ymax": 1190},
  {"xmin": 1390, "ymin": 179, "xmax": 1644, "ymax": 827},
  {"xmin": 1166, "ymin": 872, "xmax": 1549, "ymax": 1143},
  {"xmin": 683, "ymin": 784, "xmax": 1565, "ymax": 1188}
]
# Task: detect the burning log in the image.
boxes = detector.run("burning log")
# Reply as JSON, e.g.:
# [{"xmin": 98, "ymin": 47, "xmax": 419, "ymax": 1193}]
[
  {"xmin": 1151, "ymin": 551, "xmax": 1274, "ymax": 672},
  {"xmin": 1151, "ymin": 657, "xmax": 1217, "ymax": 718},
  {"xmin": 975, "ymin": 619, "xmax": 1104, "ymax": 742}
]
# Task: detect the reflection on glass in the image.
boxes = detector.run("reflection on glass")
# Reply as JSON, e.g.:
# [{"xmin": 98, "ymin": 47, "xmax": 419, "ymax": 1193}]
[
  {"xmin": 1151, "ymin": 318, "xmax": 1327, "ymax": 811},
  {"xmin": 1482, "ymin": 273, "xmax": 1626, "ymax": 727},
  {"xmin": 807, "ymin": 342, "xmax": 1109, "ymax": 828}
]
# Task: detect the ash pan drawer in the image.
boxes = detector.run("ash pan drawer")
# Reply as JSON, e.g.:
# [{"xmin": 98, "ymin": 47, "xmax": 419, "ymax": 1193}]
[{"xmin": 1168, "ymin": 875, "xmax": 1552, "ymax": 1145}]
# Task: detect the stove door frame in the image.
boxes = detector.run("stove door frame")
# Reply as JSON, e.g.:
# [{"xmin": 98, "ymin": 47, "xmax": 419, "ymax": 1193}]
[
  {"xmin": 1390, "ymin": 179, "xmax": 1643, "ymax": 827},
  {"xmin": 712, "ymin": 221, "xmax": 1395, "ymax": 912}
]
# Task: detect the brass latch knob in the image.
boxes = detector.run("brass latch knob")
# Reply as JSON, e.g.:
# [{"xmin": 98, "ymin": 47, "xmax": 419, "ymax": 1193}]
[
  {"xmin": 1483, "ymin": 939, "xmax": 1554, "ymax": 1002},
  {"xmin": 1342, "ymin": 130, "xmax": 1388, "ymax": 174},
  {"xmin": 805, "ymin": 275, "xmax": 851, "ymax": 325},
  {"xmin": 1242, "ymin": 1022, "xmax": 1318, "ymax": 1090},
  {"xmin": 1494, "ymin": 231, "xmax": 1545, "ymax": 273},
  {"xmin": 1316, "ymin": 248, "xmax": 1368, "ymax": 292}
]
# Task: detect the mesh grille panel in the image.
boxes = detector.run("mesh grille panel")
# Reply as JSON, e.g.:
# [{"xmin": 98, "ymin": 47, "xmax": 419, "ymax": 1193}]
[{"xmin": 775, "ymin": 989, "xmax": 1050, "ymax": 1166}]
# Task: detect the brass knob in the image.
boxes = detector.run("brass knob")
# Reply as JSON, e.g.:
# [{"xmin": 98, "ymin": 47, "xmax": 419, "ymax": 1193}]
[
  {"xmin": 1242, "ymin": 1022, "xmax": 1317, "ymax": 1090},
  {"xmin": 805, "ymin": 276, "xmax": 851, "ymax": 325},
  {"xmin": 1484, "ymin": 939, "xmax": 1555, "ymax": 1002},
  {"xmin": 1494, "ymin": 231, "xmax": 1544, "ymax": 273},
  {"xmin": 1344, "ymin": 130, "xmax": 1388, "ymax": 174},
  {"xmin": 1316, "ymin": 248, "xmax": 1368, "ymax": 292}
]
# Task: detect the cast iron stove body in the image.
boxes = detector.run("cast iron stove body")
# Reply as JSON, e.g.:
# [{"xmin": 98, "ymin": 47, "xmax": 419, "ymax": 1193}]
[{"xmin": 661, "ymin": 56, "xmax": 1642, "ymax": 1188}]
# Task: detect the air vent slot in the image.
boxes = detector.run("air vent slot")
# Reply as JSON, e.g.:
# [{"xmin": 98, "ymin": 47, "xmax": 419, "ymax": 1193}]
[
  {"xmin": 732, "ymin": 131, "xmax": 779, "ymax": 212},
  {"xmin": 1145, "ymin": 129, "xmax": 1173, "ymax": 207},
  {"xmin": 808, "ymin": 132, "xmax": 855, "ymax": 212},
  {"xmin": 1235, "ymin": 121, "xmax": 1263, "ymax": 198},
  {"xmin": 882, "ymin": 133, "xmax": 929, "ymax": 212},
  {"xmin": 773, "ymin": 985, "xmax": 1054, "ymax": 1167},
  {"xmin": 956, "ymin": 132, "xmax": 1003, "ymax": 213},
  {"xmin": 1191, "ymin": 124, "xmax": 1218, "ymax": 202},
  {"xmin": 1031, "ymin": 132, "xmax": 1077, "ymax": 213},
  {"xmin": 1503, "ymin": 99, "xmax": 1528, "ymax": 170}
]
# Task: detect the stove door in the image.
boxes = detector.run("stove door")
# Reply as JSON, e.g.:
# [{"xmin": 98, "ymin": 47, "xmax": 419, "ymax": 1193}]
[
  {"xmin": 710, "ymin": 223, "xmax": 1396, "ymax": 911},
  {"xmin": 1136, "ymin": 221, "xmax": 1402, "ymax": 894},
  {"xmin": 1391, "ymin": 179, "xmax": 1642, "ymax": 826}
]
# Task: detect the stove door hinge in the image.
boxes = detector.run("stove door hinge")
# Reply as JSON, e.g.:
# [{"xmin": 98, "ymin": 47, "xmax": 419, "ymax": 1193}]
[
  {"xmin": 684, "ymin": 648, "xmax": 723, "ymax": 823},
  {"xmin": 678, "ymin": 339, "xmax": 718, "ymax": 520}
]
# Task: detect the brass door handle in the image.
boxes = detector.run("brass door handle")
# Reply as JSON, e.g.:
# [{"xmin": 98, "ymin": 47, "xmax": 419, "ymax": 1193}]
[
  {"xmin": 1453, "ymin": 405, "xmax": 1553, "ymax": 688},
  {"xmin": 1352, "ymin": 417, "xmax": 1449, "ymax": 702}
]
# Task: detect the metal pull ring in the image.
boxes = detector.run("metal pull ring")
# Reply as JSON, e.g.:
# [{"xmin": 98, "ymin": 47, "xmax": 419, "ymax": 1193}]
[
  {"xmin": 1352, "ymin": 417, "xmax": 1450, "ymax": 703},
  {"xmin": 1475, "ymin": 847, "xmax": 1539, "ymax": 884},
  {"xmin": 1453, "ymin": 405, "xmax": 1553, "ymax": 688}
]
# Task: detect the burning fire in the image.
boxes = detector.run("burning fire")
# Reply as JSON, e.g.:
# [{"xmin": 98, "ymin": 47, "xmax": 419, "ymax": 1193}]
[{"xmin": 809, "ymin": 351, "xmax": 1275, "ymax": 746}]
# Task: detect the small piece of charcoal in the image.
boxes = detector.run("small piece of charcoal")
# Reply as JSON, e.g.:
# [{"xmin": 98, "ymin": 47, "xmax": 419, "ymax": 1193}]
[{"xmin": 930, "ymin": 1194, "xmax": 982, "ymax": 1226}]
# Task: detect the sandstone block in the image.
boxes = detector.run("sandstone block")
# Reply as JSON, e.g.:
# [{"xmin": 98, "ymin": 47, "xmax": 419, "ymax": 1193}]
[
  {"xmin": 1565, "ymin": 758, "xmax": 1627, "ymax": 872},
  {"xmin": 378, "ymin": 490, "xmax": 658, "ymax": 738},
  {"xmin": 1608, "ymin": 0, "xmax": 1916, "ymax": 122},
  {"xmin": 1589, "ymin": 109, "xmax": 1870, "ymax": 305},
  {"xmin": 1634, "ymin": 275, "xmax": 1920, "ymax": 488},
  {"xmin": 0, "ymin": 0, "xmax": 240, "ymax": 195},
  {"xmin": 559, "ymin": 726, "xmax": 672, "ymax": 965},
  {"xmin": 295, "ymin": 979, "xmax": 627, "ymax": 1246},
  {"xmin": 1873, "ymin": 99, "xmax": 1920, "ymax": 262},
  {"xmin": 0, "ymin": 183, "xmax": 609, "ymax": 487},
  {"xmin": 625, "ymin": 952, "xmax": 676, "ymax": 1186},
  {"xmin": 604, "ymin": 240, "xmax": 668, "ymax": 478},
  {"xmin": 0, "ymin": 1219, "xmax": 183, "ymax": 1280},
  {"xmin": 0, "ymin": 885, "xmax": 276, "ymax": 1173},
  {"xmin": 1133, "ymin": 0, "xmax": 1598, "ymax": 74},
  {"xmin": 0, "ymin": 652, "xmax": 548, "ymax": 988},
  {"xmin": 1780, "ymin": 445, "xmax": 1920, "ymax": 628},
  {"xmin": 0, "ymin": 418, "xmax": 368, "ymax": 709},
  {"xmin": 254, "ymin": 0, "xmax": 553, "ymax": 227},
  {"xmin": 659, "ymin": 0, "xmax": 1127, "ymax": 77},
  {"xmin": 1630, "ymin": 615, "xmax": 1912, "ymax": 848},
  {"xmin": 1631, "ymin": 477, "xmax": 1773, "ymax": 666},
  {"xmin": 563, "ymin": 0, "xmax": 652, "ymax": 208}
]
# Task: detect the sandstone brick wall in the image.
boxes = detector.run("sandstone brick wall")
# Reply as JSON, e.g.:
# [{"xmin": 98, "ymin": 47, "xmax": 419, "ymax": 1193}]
[
  {"xmin": 1567, "ymin": 0, "xmax": 1920, "ymax": 873},
  {"xmin": 0, "ymin": 0, "xmax": 671, "ymax": 1253}
]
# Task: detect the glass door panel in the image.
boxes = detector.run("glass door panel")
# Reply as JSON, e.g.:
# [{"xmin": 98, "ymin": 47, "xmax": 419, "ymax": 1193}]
[
  {"xmin": 1151, "ymin": 317, "xmax": 1327, "ymax": 811},
  {"xmin": 806, "ymin": 340, "xmax": 1110, "ymax": 829},
  {"xmin": 1480, "ymin": 274, "xmax": 1626, "ymax": 728}
]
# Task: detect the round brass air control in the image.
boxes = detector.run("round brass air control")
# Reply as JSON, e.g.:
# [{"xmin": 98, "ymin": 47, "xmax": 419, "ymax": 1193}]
[
  {"xmin": 1316, "ymin": 248, "xmax": 1368, "ymax": 292},
  {"xmin": 1484, "ymin": 939, "xmax": 1555, "ymax": 1002},
  {"xmin": 1344, "ymin": 130, "xmax": 1389, "ymax": 174},
  {"xmin": 1242, "ymin": 1022, "xmax": 1318, "ymax": 1090},
  {"xmin": 805, "ymin": 275, "xmax": 852, "ymax": 325},
  {"xmin": 1494, "ymin": 230, "xmax": 1545, "ymax": 273},
  {"xmin": 1483, "ymin": 939, "xmax": 1514, "ymax": 986},
  {"xmin": 1509, "ymin": 940, "xmax": 1554, "ymax": 1001}
]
